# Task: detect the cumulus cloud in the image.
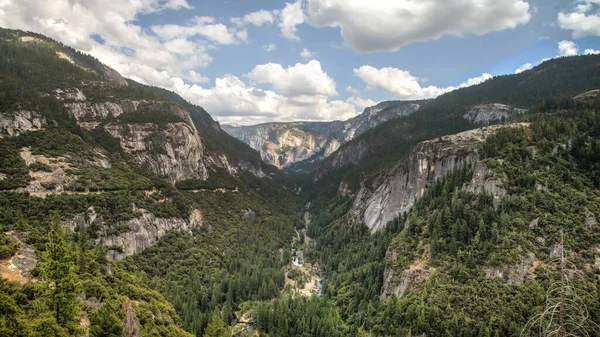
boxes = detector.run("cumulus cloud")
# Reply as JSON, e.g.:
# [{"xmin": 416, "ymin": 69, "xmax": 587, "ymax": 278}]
[
  {"xmin": 231, "ymin": 9, "xmax": 278, "ymax": 27},
  {"xmin": 152, "ymin": 16, "xmax": 247, "ymax": 45},
  {"xmin": 353, "ymin": 66, "xmax": 492, "ymax": 100},
  {"xmin": 246, "ymin": 60, "xmax": 337, "ymax": 97},
  {"xmin": 345, "ymin": 86, "xmax": 361, "ymax": 95},
  {"xmin": 306, "ymin": 0, "xmax": 531, "ymax": 52},
  {"xmin": 263, "ymin": 43, "xmax": 277, "ymax": 52},
  {"xmin": 279, "ymin": 0, "xmax": 305, "ymax": 40},
  {"xmin": 346, "ymin": 97, "xmax": 378, "ymax": 110},
  {"xmin": 558, "ymin": 40, "xmax": 579, "ymax": 56},
  {"xmin": 300, "ymin": 48, "xmax": 314, "ymax": 59},
  {"xmin": 170, "ymin": 74, "xmax": 357, "ymax": 124},
  {"xmin": 558, "ymin": 1, "xmax": 600, "ymax": 38},
  {"xmin": 0, "ymin": 0, "xmax": 249, "ymax": 87},
  {"xmin": 585, "ymin": 48, "xmax": 600, "ymax": 54},
  {"xmin": 515, "ymin": 63, "xmax": 533, "ymax": 74}
]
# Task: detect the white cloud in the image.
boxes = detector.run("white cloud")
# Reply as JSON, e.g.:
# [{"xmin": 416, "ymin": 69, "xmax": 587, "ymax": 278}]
[
  {"xmin": 171, "ymin": 74, "xmax": 357, "ymax": 124},
  {"xmin": 263, "ymin": 43, "xmax": 277, "ymax": 52},
  {"xmin": 585, "ymin": 48, "xmax": 600, "ymax": 54},
  {"xmin": 346, "ymin": 97, "xmax": 378, "ymax": 110},
  {"xmin": 243, "ymin": 10, "xmax": 276, "ymax": 26},
  {"xmin": 515, "ymin": 63, "xmax": 533, "ymax": 74},
  {"xmin": 0, "ymin": 0, "xmax": 222, "ymax": 85},
  {"xmin": 353, "ymin": 65, "xmax": 492, "ymax": 100},
  {"xmin": 279, "ymin": 0, "xmax": 305, "ymax": 40},
  {"xmin": 152, "ymin": 16, "xmax": 246, "ymax": 45},
  {"xmin": 182, "ymin": 70, "xmax": 210, "ymax": 83},
  {"xmin": 558, "ymin": 1, "xmax": 600, "ymax": 38},
  {"xmin": 306, "ymin": 0, "xmax": 531, "ymax": 52},
  {"xmin": 246, "ymin": 60, "xmax": 337, "ymax": 97},
  {"xmin": 163, "ymin": 0, "xmax": 192, "ymax": 10},
  {"xmin": 232, "ymin": 9, "xmax": 278, "ymax": 27},
  {"xmin": 300, "ymin": 48, "xmax": 313, "ymax": 59},
  {"xmin": 345, "ymin": 86, "xmax": 360, "ymax": 95},
  {"xmin": 558, "ymin": 40, "xmax": 579, "ymax": 56}
]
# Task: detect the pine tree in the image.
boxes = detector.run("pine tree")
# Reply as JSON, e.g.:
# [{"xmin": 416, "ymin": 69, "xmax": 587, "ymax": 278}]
[
  {"xmin": 203, "ymin": 315, "xmax": 229, "ymax": 337},
  {"xmin": 40, "ymin": 228, "xmax": 81, "ymax": 332}
]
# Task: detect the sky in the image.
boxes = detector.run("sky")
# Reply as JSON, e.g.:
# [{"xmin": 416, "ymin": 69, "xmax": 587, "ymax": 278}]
[{"xmin": 0, "ymin": 0, "xmax": 599, "ymax": 125}]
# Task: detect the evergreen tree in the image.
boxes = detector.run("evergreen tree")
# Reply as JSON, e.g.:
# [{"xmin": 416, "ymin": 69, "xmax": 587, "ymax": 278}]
[
  {"xmin": 40, "ymin": 229, "xmax": 81, "ymax": 333},
  {"xmin": 203, "ymin": 315, "xmax": 229, "ymax": 337}
]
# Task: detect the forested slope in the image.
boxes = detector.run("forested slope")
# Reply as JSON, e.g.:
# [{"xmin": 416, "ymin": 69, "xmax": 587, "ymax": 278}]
[{"xmin": 0, "ymin": 27, "xmax": 301, "ymax": 336}]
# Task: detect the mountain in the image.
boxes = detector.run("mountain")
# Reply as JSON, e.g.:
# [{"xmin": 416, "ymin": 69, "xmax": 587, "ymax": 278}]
[
  {"xmin": 222, "ymin": 100, "xmax": 420, "ymax": 169},
  {"xmin": 2, "ymin": 25, "xmax": 600, "ymax": 337},
  {"xmin": 0, "ymin": 27, "xmax": 300, "ymax": 336},
  {"xmin": 314, "ymin": 55, "xmax": 600, "ymax": 185}
]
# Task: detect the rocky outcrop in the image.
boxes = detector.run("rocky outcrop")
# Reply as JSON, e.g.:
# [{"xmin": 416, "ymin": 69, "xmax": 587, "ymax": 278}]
[
  {"xmin": 63, "ymin": 96, "xmax": 210, "ymax": 184},
  {"xmin": 0, "ymin": 110, "xmax": 47, "ymax": 137},
  {"xmin": 463, "ymin": 103, "xmax": 526, "ymax": 124},
  {"xmin": 482, "ymin": 252, "xmax": 536, "ymax": 286},
  {"xmin": 104, "ymin": 120, "xmax": 208, "ymax": 184},
  {"xmin": 0, "ymin": 232, "xmax": 37, "ymax": 284},
  {"xmin": 66, "ymin": 206, "xmax": 204, "ymax": 260},
  {"xmin": 350, "ymin": 124, "xmax": 525, "ymax": 233},
  {"xmin": 100, "ymin": 65, "xmax": 128, "ymax": 86},
  {"xmin": 574, "ymin": 89, "xmax": 600, "ymax": 101},
  {"xmin": 223, "ymin": 101, "xmax": 419, "ymax": 168},
  {"xmin": 381, "ymin": 249, "xmax": 434, "ymax": 299}
]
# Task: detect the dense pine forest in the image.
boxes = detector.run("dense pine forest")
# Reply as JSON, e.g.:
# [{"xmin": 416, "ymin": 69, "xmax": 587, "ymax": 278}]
[{"xmin": 0, "ymin": 27, "xmax": 599, "ymax": 337}]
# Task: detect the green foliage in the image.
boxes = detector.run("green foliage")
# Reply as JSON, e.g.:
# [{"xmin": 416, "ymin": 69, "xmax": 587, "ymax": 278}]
[
  {"xmin": 316, "ymin": 54, "xmax": 600, "ymax": 189},
  {"xmin": 89, "ymin": 305, "xmax": 123, "ymax": 337},
  {"xmin": 39, "ymin": 228, "xmax": 81, "ymax": 332},
  {"xmin": 202, "ymin": 316, "xmax": 229, "ymax": 337},
  {"xmin": 254, "ymin": 296, "xmax": 346, "ymax": 337},
  {"xmin": 0, "ymin": 235, "xmax": 18, "ymax": 259},
  {"xmin": 28, "ymin": 162, "xmax": 52, "ymax": 172}
]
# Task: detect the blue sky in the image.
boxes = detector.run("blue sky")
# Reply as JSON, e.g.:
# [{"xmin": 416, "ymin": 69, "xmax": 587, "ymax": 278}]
[{"xmin": 0, "ymin": 0, "xmax": 599, "ymax": 124}]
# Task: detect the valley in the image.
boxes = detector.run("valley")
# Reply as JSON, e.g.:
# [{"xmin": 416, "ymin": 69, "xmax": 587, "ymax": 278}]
[{"xmin": 0, "ymin": 26, "xmax": 599, "ymax": 337}]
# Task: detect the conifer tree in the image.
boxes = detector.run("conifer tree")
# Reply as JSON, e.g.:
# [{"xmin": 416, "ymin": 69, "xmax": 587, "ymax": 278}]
[
  {"xmin": 40, "ymin": 228, "xmax": 81, "ymax": 332},
  {"xmin": 203, "ymin": 315, "xmax": 229, "ymax": 337}
]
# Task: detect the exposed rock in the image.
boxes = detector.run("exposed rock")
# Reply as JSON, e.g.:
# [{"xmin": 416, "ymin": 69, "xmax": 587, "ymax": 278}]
[
  {"xmin": 19, "ymin": 36, "xmax": 40, "ymax": 43},
  {"xmin": 223, "ymin": 101, "xmax": 419, "ymax": 168},
  {"xmin": 381, "ymin": 249, "xmax": 434, "ymax": 299},
  {"xmin": 529, "ymin": 217, "xmax": 539, "ymax": 229},
  {"xmin": 56, "ymin": 51, "xmax": 76, "ymax": 65},
  {"xmin": 122, "ymin": 300, "xmax": 141, "ymax": 337},
  {"xmin": 65, "ymin": 101, "xmax": 125, "ymax": 122},
  {"xmin": 463, "ymin": 103, "xmax": 526, "ymax": 124},
  {"xmin": 0, "ymin": 232, "xmax": 37, "ymax": 284},
  {"xmin": 350, "ymin": 124, "xmax": 525, "ymax": 232},
  {"xmin": 65, "ymin": 206, "xmax": 204, "ymax": 260},
  {"xmin": 483, "ymin": 252, "xmax": 536, "ymax": 285},
  {"xmin": 574, "ymin": 89, "xmax": 600, "ymax": 101},
  {"xmin": 55, "ymin": 88, "xmax": 87, "ymax": 101},
  {"xmin": 0, "ymin": 110, "xmax": 47, "ymax": 137},
  {"xmin": 585, "ymin": 207, "xmax": 597, "ymax": 230},
  {"xmin": 241, "ymin": 209, "xmax": 256, "ymax": 220},
  {"xmin": 101, "ymin": 65, "xmax": 129, "ymax": 86}
]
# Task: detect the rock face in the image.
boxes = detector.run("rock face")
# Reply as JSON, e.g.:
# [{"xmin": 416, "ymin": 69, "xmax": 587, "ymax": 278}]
[
  {"xmin": 62, "ymin": 92, "xmax": 210, "ymax": 184},
  {"xmin": 65, "ymin": 206, "xmax": 204, "ymax": 260},
  {"xmin": 0, "ymin": 232, "xmax": 37, "ymax": 284},
  {"xmin": 0, "ymin": 111, "xmax": 47, "ymax": 137},
  {"xmin": 463, "ymin": 103, "xmax": 526, "ymax": 124},
  {"xmin": 104, "ymin": 119, "xmax": 208, "ymax": 184},
  {"xmin": 350, "ymin": 124, "xmax": 525, "ymax": 233},
  {"xmin": 376, "ymin": 124, "xmax": 529, "ymax": 299},
  {"xmin": 223, "ymin": 101, "xmax": 419, "ymax": 168}
]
